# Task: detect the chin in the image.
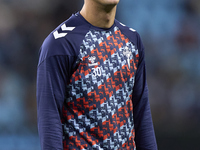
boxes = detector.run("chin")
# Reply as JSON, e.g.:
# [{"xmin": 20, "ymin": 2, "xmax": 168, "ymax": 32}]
[{"xmin": 98, "ymin": 0, "xmax": 120, "ymax": 5}]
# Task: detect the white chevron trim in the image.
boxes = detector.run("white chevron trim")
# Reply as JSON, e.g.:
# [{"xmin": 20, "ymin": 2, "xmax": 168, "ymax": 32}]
[
  {"xmin": 129, "ymin": 28, "xmax": 136, "ymax": 32},
  {"xmin": 61, "ymin": 24, "xmax": 75, "ymax": 31},
  {"xmin": 53, "ymin": 31, "xmax": 67, "ymax": 39},
  {"xmin": 53, "ymin": 24, "xmax": 75, "ymax": 39}
]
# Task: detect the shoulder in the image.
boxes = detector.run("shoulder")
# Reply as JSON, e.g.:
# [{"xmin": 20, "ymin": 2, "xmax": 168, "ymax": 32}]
[
  {"xmin": 115, "ymin": 20, "xmax": 144, "ymax": 51},
  {"xmin": 38, "ymin": 13, "xmax": 90, "ymax": 66}
]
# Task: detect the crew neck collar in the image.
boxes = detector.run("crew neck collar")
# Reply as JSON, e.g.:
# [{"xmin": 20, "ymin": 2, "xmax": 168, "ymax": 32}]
[{"xmin": 75, "ymin": 12, "xmax": 116, "ymax": 31}]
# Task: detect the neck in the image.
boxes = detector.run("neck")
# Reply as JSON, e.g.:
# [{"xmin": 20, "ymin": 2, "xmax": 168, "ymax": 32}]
[{"xmin": 80, "ymin": 1, "xmax": 117, "ymax": 28}]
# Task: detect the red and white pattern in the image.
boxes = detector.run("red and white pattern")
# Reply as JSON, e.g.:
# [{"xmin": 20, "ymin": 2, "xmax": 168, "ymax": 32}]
[{"xmin": 62, "ymin": 26, "xmax": 139, "ymax": 150}]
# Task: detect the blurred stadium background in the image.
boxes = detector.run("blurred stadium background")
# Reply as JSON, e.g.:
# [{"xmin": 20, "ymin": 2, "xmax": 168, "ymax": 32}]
[{"xmin": 0, "ymin": 0, "xmax": 199, "ymax": 149}]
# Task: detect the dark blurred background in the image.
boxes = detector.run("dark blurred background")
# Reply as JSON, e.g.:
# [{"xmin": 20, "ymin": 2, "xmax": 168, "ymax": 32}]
[{"xmin": 0, "ymin": 0, "xmax": 199, "ymax": 149}]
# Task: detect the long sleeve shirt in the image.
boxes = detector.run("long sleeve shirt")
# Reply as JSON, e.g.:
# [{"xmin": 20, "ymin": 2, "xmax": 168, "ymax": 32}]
[{"xmin": 37, "ymin": 12, "xmax": 157, "ymax": 150}]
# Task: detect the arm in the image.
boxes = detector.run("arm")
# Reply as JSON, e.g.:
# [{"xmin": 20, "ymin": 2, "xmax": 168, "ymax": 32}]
[
  {"xmin": 37, "ymin": 56, "xmax": 69, "ymax": 150},
  {"xmin": 132, "ymin": 46, "xmax": 157, "ymax": 150}
]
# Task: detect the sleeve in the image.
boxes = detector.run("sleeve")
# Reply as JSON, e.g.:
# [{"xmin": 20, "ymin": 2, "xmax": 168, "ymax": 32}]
[
  {"xmin": 36, "ymin": 55, "xmax": 71, "ymax": 150},
  {"xmin": 132, "ymin": 35, "xmax": 157, "ymax": 150}
]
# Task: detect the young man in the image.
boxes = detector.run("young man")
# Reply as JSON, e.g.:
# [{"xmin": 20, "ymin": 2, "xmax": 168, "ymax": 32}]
[{"xmin": 37, "ymin": 0, "xmax": 157, "ymax": 149}]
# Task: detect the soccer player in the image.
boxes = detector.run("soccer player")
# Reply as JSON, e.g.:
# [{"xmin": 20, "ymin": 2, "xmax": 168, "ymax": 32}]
[{"xmin": 37, "ymin": 0, "xmax": 157, "ymax": 149}]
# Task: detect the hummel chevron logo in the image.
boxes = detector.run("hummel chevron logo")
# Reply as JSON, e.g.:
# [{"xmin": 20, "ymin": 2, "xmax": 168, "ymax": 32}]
[{"xmin": 53, "ymin": 24, "xmax": 75, "ymax": 39}]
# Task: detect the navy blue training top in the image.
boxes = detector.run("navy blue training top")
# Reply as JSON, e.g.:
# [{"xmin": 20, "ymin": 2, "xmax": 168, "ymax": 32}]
[{"xmin": 37, "ymin": 12, "xmax": 157, "ymax": 150}]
